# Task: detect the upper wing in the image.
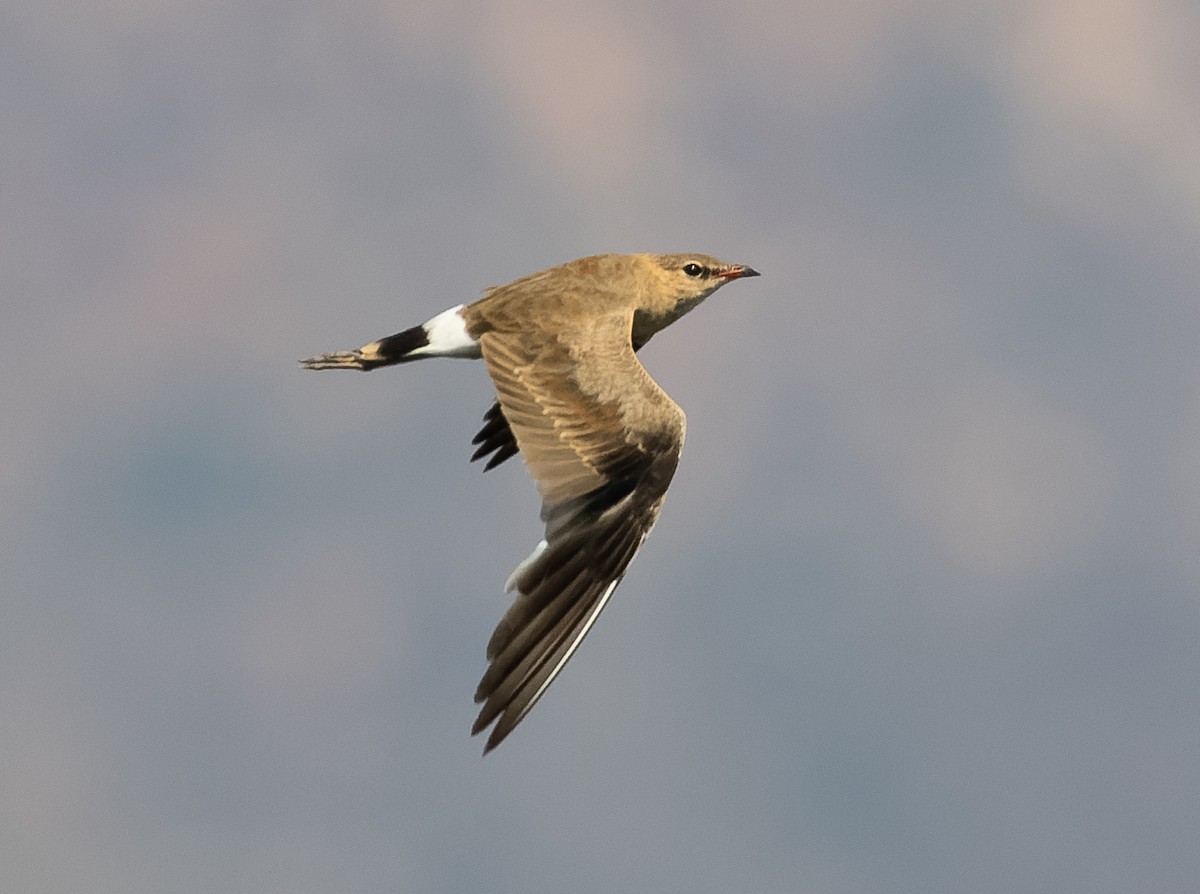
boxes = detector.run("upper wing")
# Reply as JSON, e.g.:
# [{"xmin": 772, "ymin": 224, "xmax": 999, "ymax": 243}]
[
  {"xmin": 469, "ymin": 331, "xmax": 653, "ymax": 472},
  {"xmin": 471, "ymin": 314, "xmax": 685, "ymax": 752}
]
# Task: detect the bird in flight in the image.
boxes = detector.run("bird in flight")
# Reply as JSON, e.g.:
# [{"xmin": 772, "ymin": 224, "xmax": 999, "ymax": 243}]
[{"xmin": 302, "ymin": 252, "xmax": 759, "ymax": 752}]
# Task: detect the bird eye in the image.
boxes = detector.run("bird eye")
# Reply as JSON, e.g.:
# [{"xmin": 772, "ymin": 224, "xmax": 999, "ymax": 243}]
[{"xmin": 682, "ymin": 263, "xmax": 705, "ymax": 277}]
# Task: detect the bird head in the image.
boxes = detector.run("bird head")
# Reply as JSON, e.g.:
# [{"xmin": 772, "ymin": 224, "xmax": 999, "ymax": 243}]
[{"xmin": 631, "ymin": 253, "xmax": 760, "ymax": 338}]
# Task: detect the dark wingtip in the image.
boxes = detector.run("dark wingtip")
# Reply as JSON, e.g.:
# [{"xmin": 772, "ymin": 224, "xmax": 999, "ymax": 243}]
[
  {"xmin": 484, "ymin": 445, "xmax": 519, "ymax": 471},
  {"xmin": 480, "ymin": 724, "xmax": 507, "ymax": 755},
  {"xmin": 472, "ymin": 712, "xmax": 506, "ymax": 756},
  {"xmin": 470, "ymin": 441, "xmax": 519, "ymax": 471}
]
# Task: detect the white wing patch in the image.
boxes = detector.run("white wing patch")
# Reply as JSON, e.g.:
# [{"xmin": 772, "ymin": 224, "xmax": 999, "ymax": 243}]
[{"xmin": 505, "ymin": 539, "xmax": 548, "ymax": 592}]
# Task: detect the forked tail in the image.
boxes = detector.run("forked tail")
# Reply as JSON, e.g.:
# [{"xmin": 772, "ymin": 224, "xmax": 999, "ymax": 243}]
[{"xmin": 301, "ymin": 304, "xmax": 480, "ymax": 370}]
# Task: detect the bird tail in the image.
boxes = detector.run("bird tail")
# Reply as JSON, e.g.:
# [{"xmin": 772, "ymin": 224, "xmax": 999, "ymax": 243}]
[{"xmin": 301, "ymin": 304, "xmax": 480, "ymax": 371}]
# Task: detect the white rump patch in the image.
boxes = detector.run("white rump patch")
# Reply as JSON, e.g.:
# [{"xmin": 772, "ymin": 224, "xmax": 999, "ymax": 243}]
[
  {"xmin": 413, "ymin": 304, "xmax": 480, "ymax": 359},
  {"xmin": 505, "ymin": 539, "xmax": 548, "ymax": 592}
]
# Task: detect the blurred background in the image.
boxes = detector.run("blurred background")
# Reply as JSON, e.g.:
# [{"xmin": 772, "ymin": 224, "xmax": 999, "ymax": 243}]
[{"xmin": 3, "ymin": 2, "xmax": 1198, "ymax": 892}]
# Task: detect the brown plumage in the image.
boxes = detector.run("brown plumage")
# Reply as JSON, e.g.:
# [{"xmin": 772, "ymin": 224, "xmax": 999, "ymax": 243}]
[{"xmin": 302, "ymin": 253, "xmax": 759, "ymax": 752}]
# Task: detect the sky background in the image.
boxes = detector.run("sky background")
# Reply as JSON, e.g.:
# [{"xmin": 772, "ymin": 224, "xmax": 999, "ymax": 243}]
[{"xmin": 4, "ymin": 2, "xmax": 1199, "ymax": 892}]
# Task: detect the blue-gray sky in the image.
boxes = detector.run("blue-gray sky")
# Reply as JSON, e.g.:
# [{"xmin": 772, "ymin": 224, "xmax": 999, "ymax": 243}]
[{"xmin": 4, "ymin": 2, "xmax": 1198, "ymax": 892}]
